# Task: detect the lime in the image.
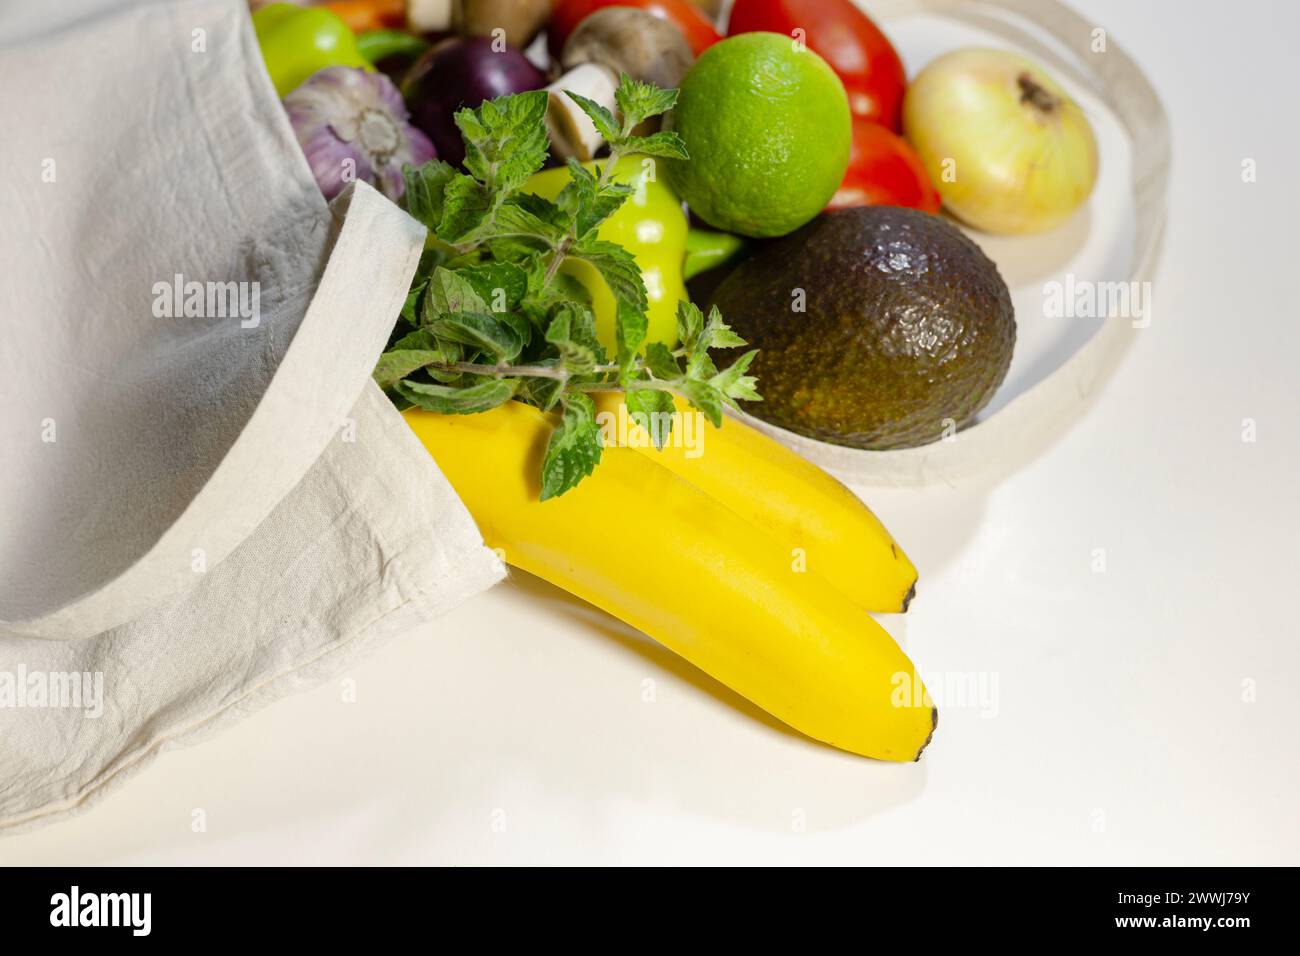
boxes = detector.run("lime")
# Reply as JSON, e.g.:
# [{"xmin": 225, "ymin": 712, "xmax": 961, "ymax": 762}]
[{"xmin": 664, "ymin": 32, "xmax": 851, "ymax": 238}]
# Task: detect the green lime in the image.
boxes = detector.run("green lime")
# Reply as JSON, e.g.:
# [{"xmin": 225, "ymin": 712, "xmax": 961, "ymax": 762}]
[{"xmin": 664, "ymin": 32, "xmax": 851, "ymax": 238}]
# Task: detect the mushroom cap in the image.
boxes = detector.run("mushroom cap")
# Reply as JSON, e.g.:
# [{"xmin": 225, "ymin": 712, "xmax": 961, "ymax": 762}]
[
  {"xmin": 459, "ymin": 0, "xmax": 555, "ymax": 51},
  {"xmin": 561, "ymin": 6, "xmax": 695, "ymax": 90}
]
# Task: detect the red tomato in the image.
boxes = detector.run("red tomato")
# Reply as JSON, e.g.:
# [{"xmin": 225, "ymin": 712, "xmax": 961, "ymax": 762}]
[
  {"xmin": 549, "ymin": 0, "xmax": 722, "ymax": 60},
  {"xmin": 828, "ymin": 119, "xmax": 941, "ymax": 213},
  {"xmin": 727, "ymin": 0, "xmax": 906, "ymax": 129}
]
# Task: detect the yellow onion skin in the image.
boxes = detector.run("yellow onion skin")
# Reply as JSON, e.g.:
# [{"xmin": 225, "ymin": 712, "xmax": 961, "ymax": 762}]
[{"xmin": 903, "ymin": 48, "xmax": 1099, "ymax": 235}]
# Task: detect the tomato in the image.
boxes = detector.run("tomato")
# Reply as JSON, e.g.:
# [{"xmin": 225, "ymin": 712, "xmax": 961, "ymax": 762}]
[
  {"xmin": 549, "ymin": 0, "xmax": 722, "ymax": 60},
  {"xmin": 727, "ymin": 0, "xmax": 906, "ymax": 129},
  {"xmin": 827, "ymin": 119, "xmax": 941, "ymax": 214}
]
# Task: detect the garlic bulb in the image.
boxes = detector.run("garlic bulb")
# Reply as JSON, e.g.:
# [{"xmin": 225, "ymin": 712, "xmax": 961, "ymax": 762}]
[{"xmin": 283, "ymin": 66, "xmax": 436, "ymax": 201}]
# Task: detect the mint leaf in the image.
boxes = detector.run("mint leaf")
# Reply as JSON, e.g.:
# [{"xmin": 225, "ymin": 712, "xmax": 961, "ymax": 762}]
[
  {"xmin": 686, "ymin": 349, "xmax": 719, "ymax": 381},
  {"xmin": 587, "ymin": 183, "xmax": 633, "ymax": 236},
  {"xmin": 545, "ymin": 309, "xmax": 598, "ymax": 376},
  {"xmin": 455, "ymin": 90, "xmax": 550, "ymax": 193},
  {"xmin": 484, "ymin": 196, "xmax": 569, "ymax": 247},
  {"xmin": 438, "ymin": 174, "xmax": 492, "ymax": 242},
  {"xmin": 613, "ymin": 75, "xmax": 678, "ymax": 134},
  {"xmin": 711, "ymin": 349, "xmax": 762, "ymax": 405},
  {"xmin": 484, "ymin": 189, "xmax": 572, "ymax": 263},
  {"xmin": 509, "ymin": 192, "xmax": 572, "ymax": 232},
  {"xmin": 563, "ymin": 91, "xmax": 618, "ymax": 142},
  {"xmin": 407, "ymin": 246, "xmax": 446, "ymax": 300},
  {"xmin": 678, "ymin": 379, "xmax": 725, "ymax": 428},
  {"xmin": 396, "ymin": 377, "xmax": 518, "ymax": 414},
  {"xmin": 677, "ymin": 302, "xmax": 745, "ymax": 376},
  {"xmin": 556, "ymin": 296, "xmax": 606, "ymax": 363},
  {"xmin": 373, "ymin": 329, "xmax": 455, "ymax": 390},
  {"xmin": 558, "ymin": 159, "xmax": 630, "ymax": 238},
  {"xmin": 625, "ymin": 389, "xmax": 676, "ymax": 449},
  {"xmin": 427, "ymin": 311, "xmax": 525, "ymax": 362},
  {"xmin": 571, "ymin": 237, "xmax": 647, "ymax": 312},
  {"xmin": 457, "ymin": 261, "xmax": 528, "ymax": 313},
  {"xmin": 401, "ymin": 160, "xmax": 458, "ymax": 231},
  {"xmin": 400, "ymin": 280, "xmax": 426, "ymax": 325},
  {"xmin": 702, "ymin": 304, "xmax": 747, "ymax": 349},
  {"xmin": 423, "ymin": 267, "xmax": 488, "ymax": 319},
  {"xmin": 528, "ymin": 255, "xmax": 601, "ymax": 342},
  {"xmin": 615, "ymin": 299, "xmax": 648, "ymax": 375},
  {"xmin": 518, "ymin": 262, "xmax": 597, "ymax": 342},
  {"xmin": 520, "ymin": 375, "xmax": 566, "ymax": 411},
  {"xmin": 618, "ymin": 132, "xmax": 688, "ymax": 160},
  {"xmin": 540, "ymin": 393, "xmax": 602, "ymax": 500},
  {"xmin": 676, "ymin": 300, "xmax": 705, "ymax": 352},
  {"xmin": 556, "ymin": 157, "xmax": 597, "ymax": 209},
  {"xmin": 425, "ymin": 344, "xmax": 465, "ymax": 383},
  {"xmin": 643, "ymin": 342, "xmax": 680, "ymax": 381},
  {"xmin": 476, "ymin": 195, "xmax": 571, "ymax": 261}
]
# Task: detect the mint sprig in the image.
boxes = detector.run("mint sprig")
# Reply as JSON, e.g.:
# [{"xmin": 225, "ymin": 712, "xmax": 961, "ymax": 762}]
[{"xmin": 381, "ymin": 76, "xmax": 760, "ymax": 498}]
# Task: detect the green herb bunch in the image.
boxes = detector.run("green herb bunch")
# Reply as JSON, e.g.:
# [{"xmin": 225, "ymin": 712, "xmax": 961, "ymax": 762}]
[{"xmin": 374, "ymin": 76, "xmax": 760, "ymax": 499}]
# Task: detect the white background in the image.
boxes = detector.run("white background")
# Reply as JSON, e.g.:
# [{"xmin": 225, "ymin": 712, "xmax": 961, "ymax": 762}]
[{"xmin": 5, "ymin": 0, "xmax": 1298, "ymax": 864}]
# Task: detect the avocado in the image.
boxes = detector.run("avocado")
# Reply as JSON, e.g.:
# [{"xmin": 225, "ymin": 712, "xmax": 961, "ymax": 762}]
[{"xmin": 710, "ymin": 207, "xmax": 1015, "ymax": 449}]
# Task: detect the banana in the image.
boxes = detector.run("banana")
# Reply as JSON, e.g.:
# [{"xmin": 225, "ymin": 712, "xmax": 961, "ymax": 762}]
[
  {"xmin": 404, "ymin": 403, "xmax": 936, "ymax": 761},
  {"xmin": 591, "ymin": 394, "xmax": 918, "ymax": 613}
]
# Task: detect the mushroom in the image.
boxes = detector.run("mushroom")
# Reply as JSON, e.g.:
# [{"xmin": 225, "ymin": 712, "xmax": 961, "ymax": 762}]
[
  {"xmin": 545, "ymin": 7, "xmax": 695, "ymax": 161},
  {"xmin": 405, "ymin": 0, "xmax": 554, "ymax": 51},
  {"xmin": 686, "ymin": 0, "xmax": 725, "ymax": 19}
]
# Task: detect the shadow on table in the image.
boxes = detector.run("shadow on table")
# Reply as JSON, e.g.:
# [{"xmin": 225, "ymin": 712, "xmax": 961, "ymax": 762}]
[{"xmin": 494, "ymin": 569, "xmax": 930, "ymax": 835}]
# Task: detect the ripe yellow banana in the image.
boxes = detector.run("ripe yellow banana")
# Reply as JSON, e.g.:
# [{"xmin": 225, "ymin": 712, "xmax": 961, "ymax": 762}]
[
  {"xmin": 591, "ymin": 394, "xmax": 918, "ymax": 613},
  {"xmin": 403, "ymin": 402, "xmax": 936, "ymax": 761}
]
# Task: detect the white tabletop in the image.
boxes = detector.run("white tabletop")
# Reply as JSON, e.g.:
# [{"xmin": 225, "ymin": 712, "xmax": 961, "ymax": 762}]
[{"xmin": 5, "ymin": 0, "xmax": 1298, "ymax": 865}]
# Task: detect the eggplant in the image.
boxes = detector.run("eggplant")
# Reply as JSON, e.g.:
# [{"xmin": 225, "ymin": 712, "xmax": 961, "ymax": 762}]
[{"xmin": 402, "ymin": 37, "xmax": 546, "ymax": 168}]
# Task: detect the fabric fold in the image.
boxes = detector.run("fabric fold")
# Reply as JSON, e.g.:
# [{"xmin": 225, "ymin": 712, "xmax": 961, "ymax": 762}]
[{"xmin": 0, "ymin": 0, "xmax": 504, "ymax": 830}]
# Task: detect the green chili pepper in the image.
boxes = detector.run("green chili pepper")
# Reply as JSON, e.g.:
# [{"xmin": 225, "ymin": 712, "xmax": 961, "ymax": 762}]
[
  {"xmin": 356, "ymin": 29, "xmax": 431, "ymax": 67},
  {"xmin": 683, "ymin": 228, "xmax": 747, "ymax": 281},
  {"xmin": 252, "ymin": 3, "xmax": 372, "ymax": 98},
  {"xmin": 526, "ymin": 156, "xmax": 690, "ymax": 352}
]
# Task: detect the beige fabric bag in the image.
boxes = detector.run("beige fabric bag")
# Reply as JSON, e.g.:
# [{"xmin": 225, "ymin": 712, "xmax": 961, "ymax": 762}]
[{"xmin": 0, "ymin": 0, "xmax": 503, "ymax": 829}]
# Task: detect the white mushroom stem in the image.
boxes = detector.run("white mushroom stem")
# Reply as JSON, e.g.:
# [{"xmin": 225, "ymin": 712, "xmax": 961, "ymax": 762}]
[
  {"xmin": 547, "ymin": 8, "xmax": 695, "ymax": 161},
  {"xmin": 407, "ymin": 0, "xmax": 454, "ymax": 32},
  {"xmin": 546, "ymin": 62, "xmax": 619, "ymax": 162}
]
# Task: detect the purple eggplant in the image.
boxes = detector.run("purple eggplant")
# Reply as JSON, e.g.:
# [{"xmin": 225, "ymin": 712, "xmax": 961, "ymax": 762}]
[{"xmin": 402, "ymin": 37, "xmax": 547, "ymax": 168}]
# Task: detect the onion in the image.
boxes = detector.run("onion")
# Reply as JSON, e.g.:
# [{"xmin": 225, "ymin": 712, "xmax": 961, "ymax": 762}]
[
  {"xmin": 283, "ymin": 66, "xmax": 436, "ymax": 201},
  {"xmin": 401, "ymin": 37, "xmax": 547, "ymax": 168},
  {"xmin": 902, "ymin": 49, "xmax": 1099, "ymax": 235}
]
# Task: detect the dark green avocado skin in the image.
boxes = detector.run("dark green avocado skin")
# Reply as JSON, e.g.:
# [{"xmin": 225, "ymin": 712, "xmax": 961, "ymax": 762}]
[{"xmin": 709, "ymin": 207, "xmax": 1015, "ymax": 450}]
